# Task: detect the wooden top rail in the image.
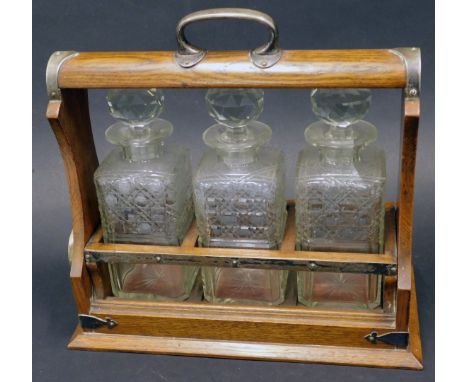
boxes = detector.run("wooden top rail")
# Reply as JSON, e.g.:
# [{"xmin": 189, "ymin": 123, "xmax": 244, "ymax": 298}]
[{"xmin": 56, "ymin": 49, "xmax": 407, "ymax": 89}]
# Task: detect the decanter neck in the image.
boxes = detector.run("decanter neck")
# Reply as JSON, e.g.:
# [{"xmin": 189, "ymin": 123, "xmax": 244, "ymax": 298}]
[
  {"xmin": 203, "ymin": 121, "xmax": 271, "ymax": 167},
  {"xmin": 218, "ymin": 126, "xmax": 258, "ymax": 166},
  {"xmin": 319, "ymin": 146, "xmax": 360, "ymax": 165},
  {"xmin": 105, "ymin": 119, "xmax": 173, "ymax": 162},
  {"xmin": 218, "ymin": 148, "xmax": 258, "ymax": 166},
  {"xmin": 122, "ymin": 140, "xmax": 163, "ymax": 162},
  {"xmin": 308, "ymin": 124, "xmax": 364, "ymax": 165}
]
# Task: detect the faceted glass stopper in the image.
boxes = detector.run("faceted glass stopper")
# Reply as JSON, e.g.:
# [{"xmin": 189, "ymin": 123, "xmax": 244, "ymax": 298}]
[
  {"xmin": 105, "ymin": 88, "xmax": 172, "ymax": 151},
  {"xmin": 205, "ymin": 88, "xmax": 264, "ymax": 128},
  {"xmin": 310, "ymin": 89, "xmax": 371, "ymax": 128},
  {"xmin": 203, "ymin": 89, "xmax": 271, "ymax": 154},
  {"xmin": 107, "ymin": 88, "xmax": 164, "ymax": 126}
]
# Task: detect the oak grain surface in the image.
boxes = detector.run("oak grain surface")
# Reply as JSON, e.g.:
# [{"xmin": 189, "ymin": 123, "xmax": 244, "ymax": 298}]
[
  {"xmin": 396, "ymin": 97, "xmax": 420, "ymax": 330},
  {"xmin": 47, "ymin": 89, "xmax": 99, "ymax": 313},
  {"xmin": 58, "ymin": 50, "xmax": 406, "ymax": 89}
]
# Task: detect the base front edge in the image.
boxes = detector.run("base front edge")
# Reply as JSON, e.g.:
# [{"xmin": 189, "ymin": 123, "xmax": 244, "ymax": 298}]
[{"xmin": 68, "ymin": 327, "xmax": 422, "ymax": 370}]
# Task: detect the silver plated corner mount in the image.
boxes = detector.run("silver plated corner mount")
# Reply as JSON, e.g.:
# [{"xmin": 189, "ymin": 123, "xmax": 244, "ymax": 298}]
[{"xmin": 46, "ymin": 51, "xmax": 79, "ymax": 101}]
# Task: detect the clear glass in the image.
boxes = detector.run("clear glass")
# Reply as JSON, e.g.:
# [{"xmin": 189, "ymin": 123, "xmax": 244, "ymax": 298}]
[
  {"xmin": 94, "ymin": 89, "xmax": 198, "ymax": 301},
  {"xmin": 296, "ymin": 89, "xmax": 386, "ymax": 309},
  {"xmin": 194, "ymin": 89, "xmax": 288, "ymax": 305}
]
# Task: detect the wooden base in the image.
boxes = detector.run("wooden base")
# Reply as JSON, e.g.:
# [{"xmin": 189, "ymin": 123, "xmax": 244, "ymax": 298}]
[
  {"xmin": 68, "ymin": 330, "xmax": 421, "ymax": 369},
  {"xmin": 68, "ymin": 271, "xmax": 422, "ymax": 370}
]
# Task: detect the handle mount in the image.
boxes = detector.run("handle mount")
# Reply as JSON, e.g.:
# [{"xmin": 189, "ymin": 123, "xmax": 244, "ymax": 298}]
[{"xmin": 175, "ymin": 8, "xmax": 282, "ymax": 69}]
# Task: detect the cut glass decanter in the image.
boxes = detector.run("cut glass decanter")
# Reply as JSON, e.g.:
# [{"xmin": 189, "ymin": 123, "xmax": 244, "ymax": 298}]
[
  {"xmin": 193, "ymin": 89, "xmax": 288, "ymax": 305},
  {"xmin": 295, "ymin": 89, "xmax": 386, "ymax": 309},
  {"xmin": 94, "ymin": 89, "xmax": 198, "ymax": 300}
]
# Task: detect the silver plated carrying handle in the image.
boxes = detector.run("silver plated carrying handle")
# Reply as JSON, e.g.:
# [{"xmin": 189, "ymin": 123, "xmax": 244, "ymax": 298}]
[{"xmin": 175, "ymin": 8, "xmax": 282, "ymax": 69}]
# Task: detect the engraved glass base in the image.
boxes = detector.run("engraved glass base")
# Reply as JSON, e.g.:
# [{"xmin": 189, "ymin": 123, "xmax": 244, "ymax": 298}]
[
  {"xmin": 110, "ymin": 263, "xmax": 199, "ymax": 301},
  {"xmin": 297, "ymin": 272, "xmax": 381, "ymax": 309},
  {"xmin": 202, "ymin": 267, "xmax": 288, "ymax": 305}
]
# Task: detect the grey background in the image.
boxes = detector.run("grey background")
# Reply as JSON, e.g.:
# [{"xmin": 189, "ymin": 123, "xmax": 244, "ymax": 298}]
[{"xmin": 33, "ymin": 0, "xmax": 434, "ymax": 381}]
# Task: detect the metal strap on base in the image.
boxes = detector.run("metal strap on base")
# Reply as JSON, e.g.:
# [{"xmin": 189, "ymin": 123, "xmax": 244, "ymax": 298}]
[{"xmin": 84, "ymin": 249, "xmax": 397, "ymax": 275}]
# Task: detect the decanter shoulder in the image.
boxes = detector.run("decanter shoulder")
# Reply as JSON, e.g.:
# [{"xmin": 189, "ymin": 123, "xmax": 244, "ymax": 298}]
[
  {"xmin": 296, "ymin": 145, "xmax": 385, "ymax": 180},
  {"xmin": 195, "ymin": 147, "xmax": 284, "ymax": 181},
  {"xmin": 296, "ymin": 147, "xmax": 319, "ymax": 175},
  {"xmin": 359, "ymin": 145, "xmax": 386, "ymax": 179},
  {"xmin": 95, "ymin": 145, "xmax": 191, "ymax": 179},
  {"xmin": 257, "ymin": 146, "xmax": 285, "ymax": 168}
]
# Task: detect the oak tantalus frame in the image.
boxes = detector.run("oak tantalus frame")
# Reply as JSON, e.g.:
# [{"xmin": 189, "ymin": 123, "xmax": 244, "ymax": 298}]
[{"xmin": 46, "ymin": 47, "xmax": 422, "ymax": 369}]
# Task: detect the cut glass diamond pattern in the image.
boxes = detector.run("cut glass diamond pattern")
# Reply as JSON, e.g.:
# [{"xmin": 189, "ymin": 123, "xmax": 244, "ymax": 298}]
[
  {"xmin": 310, "ymin": 88, "xmax": 371, "ymax": 128},
  {"xmin": 206, "ymin": 88, "xmax": 264, "ymax": 127},
  {"xmin": 107, "ymin": 88, "xmax": 165, "ymax": 125}
]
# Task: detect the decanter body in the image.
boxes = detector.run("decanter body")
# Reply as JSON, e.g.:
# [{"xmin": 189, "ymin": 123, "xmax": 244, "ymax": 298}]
[
  {"xmin": 296, "ymin": 89, "xmax": 386, "ymax": 309},
  {"xmin": 194, "ymin": 89, "xmax": 288, "ymax": 305},
  {"xmin": 94, "ymin": 89, "xmax": 198, "ymax": 300}
]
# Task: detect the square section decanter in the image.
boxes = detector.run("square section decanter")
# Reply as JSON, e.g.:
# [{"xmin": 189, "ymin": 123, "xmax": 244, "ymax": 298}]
[
  {"xmin": 296, "ymin": 89, "xmax": 386, "ymax": 309},
  {"xmin": 194, "ymin": 89, "xmax": 288, "ymax": 305},
  {"xmin": 94, "ymin": 89, "xmax": 198, "ymax": 301}
]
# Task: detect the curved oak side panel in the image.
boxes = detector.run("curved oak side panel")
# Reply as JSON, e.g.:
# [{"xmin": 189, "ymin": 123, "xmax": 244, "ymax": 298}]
[
  {"xmin": 57, "ymin": 50, "xmax": 407, "ymax": 89},
  {"xmin": 396, "ymin": 96, "xmax": 420, "ymax": 330},
  {"xmin": 46, "ymin": 89, "xmax": 100, "ymax": 313}
]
